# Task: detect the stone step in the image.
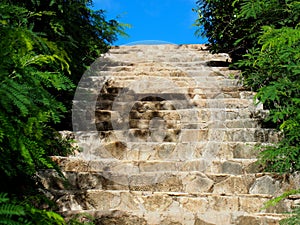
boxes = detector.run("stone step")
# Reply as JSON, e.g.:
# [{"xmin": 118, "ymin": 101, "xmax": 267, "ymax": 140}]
[
  {"xmin": 95, "ymin": 93, "xmax": 253, "ymax": 103},
  {"xmin": 107, "ymin": 52, "xmax": 215, "ymax": 59},
  {"xmin": 74, "ymin": 92, "xmax": 254, "ymax": 108},
  {"xmin": 110, "ymin": 108, "xmax": 263, "ymax": 120},
  {"xmin": 99, "ymin": 79, "xmax": 241, "ymax": 90},
  {"xmin": 72, "ymin": 109, "xmax": 269, "ymax": 132},
  {"xmin": 74, "ymin": 140, "xmax": 264, "ymax": 161},
  {"xmin": 103, "ymin": 60, "xmax": 233, "ymax": 67},
  {"xmin": 106, "ymin": 53, "xmax": 229, "ymax": 63},
  {"xmin": 75, "ymin": 106, "xmax": 267, "ymax": 121},
  {"xmin": 75, "ymin": 91, "xmax": 250, "ymax": 103},
  {"xmin": 86, "ymin": 69, "xmax": 234, "ymax": 77},
  {"xmin": 95, "ymin": 118, "xmax": 262, "ymax": 129},
  {"xmin": 93, "ymin": 99, "xmax": 257, "ymax": 110},
  {"xmin": 52, "ymin": 157, "xmax": 262, "ymax": 175},
  {"xmin": 105, "ymin": 57, "xmax": 230, "ymax": 65},
  {"xmin": 52, "ymin": 190, "xmax": 295, "ymax": 215},
  {"xmin": 98, "ymin": 62, "xmax": 208, "ymax": 71},
  {"xmin": 94, "ymin": 71, "xmax": 235, "ymax": 80},
  {"xmin": 80, "ymin": 77, "xmax": 241, "ymax": 91},
  {"xmin": 76, "ymin": 81, "xmax": 247, "ymax": 93},
  {"xmin": 61, "ymin": 209, "xmax": 286, "ymax": 225},
  {"xmin": 109, "ymin": 45, "xmax": 208, "ymax": 53},
  {"xmin": 92, "ymin": 64, "xmax": 239, "ymax": 77},
  {"xmin": 105, "ymin": 58, "xmax": 221, "ymax": 64},
  {"xmin": 41, "ymin": 170, "xmax": 300, "ymax": 196},
  {"xmin": 106, "ymin": 50, "xmax": 217, "ymax": 57},
  {"xmin": 108, "ymin": 47, "xmax": 207, "ymax": 54},
  {"xmin": 93, "ymin": 119, "xmax": 262, "ymax": 132},
  {"xmin": 78, "ymin": 74, "xmax": 243, "ymax": 87},
  {"xmin": 75, "ymin": 128, "xmax": 278, "ymax": 143},
  {"xmin": 110, "ymin": 87, "xmax": 250, "ymax": 97}
]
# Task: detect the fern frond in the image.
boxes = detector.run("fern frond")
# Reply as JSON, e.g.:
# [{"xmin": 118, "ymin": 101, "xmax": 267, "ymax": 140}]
[
  {"xmin": 260, "ymin": 26, "xmax": 300, "ymax": 51},
  {"xmin": 239, "ymin": 0, "xmax": 262, "ymax": 19},
  {"xmin": 0, "ymin": 193, "xmax": 26, "ymax": 225},
  {"xmin": 0, "ymin": 193, "xmax": 10, "ymax": 204},
  {"xmin": 0, "ymin": 204, "xmax": 25, "ymax": 216},
  {"xmin": 0, "ymin": 79, "xmax": 31, "ymax": 116}
]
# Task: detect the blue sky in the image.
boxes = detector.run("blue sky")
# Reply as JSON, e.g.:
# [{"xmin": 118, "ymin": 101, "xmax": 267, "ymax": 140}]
[{"xmin": 92, "ymin": 0, "xmax": 207, "ymax": 45}]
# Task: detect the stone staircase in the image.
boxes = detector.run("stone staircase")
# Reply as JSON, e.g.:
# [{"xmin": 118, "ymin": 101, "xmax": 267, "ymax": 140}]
[{"xmin": 42, "ymin": 44, "xmax": 300, "ymax": 224}]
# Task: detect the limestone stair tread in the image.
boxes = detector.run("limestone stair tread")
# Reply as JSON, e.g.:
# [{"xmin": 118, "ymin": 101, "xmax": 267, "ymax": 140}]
[
  {"xmin": 93, "ymin": 99, "xmax": 258, "ymax": 107},
  {"xmin": 93, "ymin": 121, "xmax": 266, "ymax": 130},
  {"xmin": 84, "ymin": 75, "xmax": 242, "ymax": 84},
  {"xmin": 90, "ymin": 65, "xmax": 236, "ymax": 74},
  {"xmin": 52, "ymin": 189, "xmax": 295, "ymax": 215},
  {"xmin": 72, "ymin": 140, "xmax": 268, "ymax": 161},
  {"xmin": 51, "ymin": 156, "xmax": 263, "ymax": 176},
  {"xmin": 61, "ymin": 209, "xmax": 287, "ymax": 225},
  {"xmin": 41, "ymin": 170, "xmax": 299, "ymax": 197},
  {"xmin": 92, "ymin": 107, "xmax": 268, "ymax": 116},
  {"xmin": 91, "ymin": 72, "xmax": 239, "ymax": 81},
  {"xmin": 74, "ymin": 109, "xmax": 269, "ymax": 121},
  {"xmin": 95, "ymin": 93, "xmax": 254, "ymax": 101},
  {"xmin": 94, "ymin": 119, "xmax": 263, "ymax": 129},
  {"xmin": 75, "ymin": 128, "xmax": 279, "ymax": 143},
  {"xmin": 104, "ymin": 56, "xmax": 229, "ymax": 61},
  {"xmin": 76, "ymin": 89, "xmax": 250, "ymax": 99},
  {"xmin": 79, "ymin": 89, "xmax": 251, "ymax": 99}
]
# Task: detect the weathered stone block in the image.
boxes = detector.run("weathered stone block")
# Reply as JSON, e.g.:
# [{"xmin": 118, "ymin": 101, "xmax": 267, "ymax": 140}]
[
  {"xmin": 239, "ymin": 196, "xmax": 269, "ymax": 213},
  {"xmin": 180, "ymin": 197, "xmax": 209, "ymax": 213},
  {"xmin": 142, "ymin": 194, "xmax": 173, "ymax": 211},
  {"xmin": 213, "ymin": 175, "xmax": 255, "ymax": 194},
  {"xmin": 209, "ymin": 195, "xmax": 239, "ymax": 212},
  {"xmin": 221, "ymin": 161, "xmax": 243, "ymax": 175},
  {"xmin": 183, "ymin": 173, "xmax": 214, "ymax": 193},
  {"xmin": 250, "ymin": 176, "xmax": 281, "ymax": 195}
]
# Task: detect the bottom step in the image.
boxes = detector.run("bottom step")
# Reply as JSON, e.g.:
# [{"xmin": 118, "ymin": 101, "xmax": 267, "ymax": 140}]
[
  {"xmin": 63, "ymin": 209, "xmax": 287, "ymax": 225},
  {"xmin": 54, "ymin": 190, "xmax": 295, "ymax": 214}
]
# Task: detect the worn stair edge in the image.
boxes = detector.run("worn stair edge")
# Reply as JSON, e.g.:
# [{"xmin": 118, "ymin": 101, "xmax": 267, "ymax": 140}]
[
  {"xmin": 51, "ymin": 156, "xmax": 263, "ymax": 174},
  {"xmin": 53, "ymin": 189, "xmax": 296, "ymax": 215},
  {"xmin": 40, "ymin": 169, "xmax": 300, "ymax": 197},
  {"xmin": 61, "ymin": 209, "xmax": 288, "ymax": 225}
]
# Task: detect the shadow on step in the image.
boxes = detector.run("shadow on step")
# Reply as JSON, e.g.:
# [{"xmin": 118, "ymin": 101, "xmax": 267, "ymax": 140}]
[{"xmin": 206, "ymin": 60, "xmax": 230, "ymax": 67}]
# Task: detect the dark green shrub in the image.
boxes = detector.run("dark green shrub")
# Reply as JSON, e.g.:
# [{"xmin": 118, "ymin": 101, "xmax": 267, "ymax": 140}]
[
  {"xmin": 0, "ymin": 1, "xmax": 126, "ymax": 223},
  {"xmin": 194, "ymin": 0, "xmax": 300, "ymax": 61}
]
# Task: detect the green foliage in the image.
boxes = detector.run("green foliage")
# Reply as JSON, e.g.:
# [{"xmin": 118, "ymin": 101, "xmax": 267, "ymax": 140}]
[
  {"xmin": 193, "ymin": 0, "xmax": 248, "ymax": 60},
  {"xmin": 0, "ymin": 192, "xmax": 96, "ymax": 224},
  {"xmin": 0, "ymin": 192, "xmax": 66, "ymax": 225},
  {"xmin": 194, "ymin": 0, "xmax": 300, "ymax": 61},
  {"xmin": 280, "ymin": 206, "xmax": 300, "ymax": 225},
  {"xmin": 6, "ymin": 0, "xmax": 129, "ymax": 129},
  {"xmin": 0, "ymin": 0, "xmax": 126, "ymax": 187},
  {"xmin": 0, "ymin": 2, "xmax": 74, "ymax": 190},
  {"xmin": 0, "ymin": 193, "xmax": 26, "ymax": 225},
  {"xmin": 237, "ymin": 25, "xmax": 300, "ymax": 173},
  {"xmin": 262, "ymin": 189, "xmax": 300, "ymax": 225},
  {"xmin": 0, "ymin": 0, "xmax": 126, "ymax": 223},
  {"xmin": 11, "ymin": 0, "xmax": 128, "ymax": 84},
  {"xmin": 264, "ymin": 189, "xmax": 300, "ymax": 209}
]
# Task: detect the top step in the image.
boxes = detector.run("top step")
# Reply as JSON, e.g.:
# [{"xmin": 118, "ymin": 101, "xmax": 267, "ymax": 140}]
[{"xmin": 102, "ymin": 44, "xmax": 231, "ymax": 64}]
